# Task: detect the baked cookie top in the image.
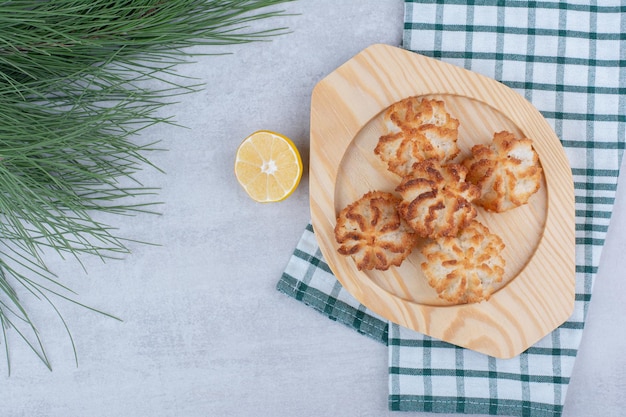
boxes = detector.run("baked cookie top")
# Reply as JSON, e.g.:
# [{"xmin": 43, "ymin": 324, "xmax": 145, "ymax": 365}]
[
  {"xmin": 420, "ymin": 220, "xmax": 506, "ymax": 304},
  {"xmin": 374, "ymin": 97, "xmax": 460, "ymax": 177},
  {"xmin": 395, "ymin": 159, "xmax": 480, "ymax": 239},
  {"xmin": 334, "ymin": 191, "xmax": 419, "ymax": 271},
  {"xmin": 463, "ymin": 131, "xmax": 542, "ymax": 212}
]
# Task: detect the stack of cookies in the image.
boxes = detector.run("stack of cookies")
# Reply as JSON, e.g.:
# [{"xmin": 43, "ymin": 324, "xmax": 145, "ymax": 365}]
[{"xmin": 334, "ymin": 97, "xmax": 542, "ymax": 304}]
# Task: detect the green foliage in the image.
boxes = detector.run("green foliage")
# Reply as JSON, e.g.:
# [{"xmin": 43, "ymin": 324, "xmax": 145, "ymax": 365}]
[{"xmin": 0, "ymin": 0, "xmax": 293, "ymax": 372}]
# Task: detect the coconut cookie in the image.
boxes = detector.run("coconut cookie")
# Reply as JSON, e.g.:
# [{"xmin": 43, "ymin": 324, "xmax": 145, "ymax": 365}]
[
  {"xmin": 395, "ymin": 159, "xmax": 480, "ymax": 239},
  {"xmin": 463, "ymin": 131, "xmax": 542, "ymax": 212},
  {"xmin": 334, "ymin": 191, "xmax": 419, "ymax": 271},
  {"xmin": 374, "ymin": 97, "xmax": 460, "ymax": 177},
  {"xmin": 421, "ymin": 220, "xmax": 506, "ymax": 304}
]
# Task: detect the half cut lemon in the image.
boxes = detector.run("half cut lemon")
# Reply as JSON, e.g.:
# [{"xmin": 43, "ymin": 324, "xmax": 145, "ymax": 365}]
[{"xmin": 235, "ymin": 130, "xmax": 303, "ymax": 203}]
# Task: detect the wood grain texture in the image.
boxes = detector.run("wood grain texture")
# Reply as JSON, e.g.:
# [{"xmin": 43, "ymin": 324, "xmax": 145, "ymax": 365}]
[{"xmin": 309, "ymin": 44, "xmax": 575, "ymax": 358}]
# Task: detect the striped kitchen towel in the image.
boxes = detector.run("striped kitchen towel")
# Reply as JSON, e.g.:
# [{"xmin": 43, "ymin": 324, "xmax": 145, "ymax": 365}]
[{"xmin": 277, "ymin": 1, "xmax": 624, "ymax": 415}]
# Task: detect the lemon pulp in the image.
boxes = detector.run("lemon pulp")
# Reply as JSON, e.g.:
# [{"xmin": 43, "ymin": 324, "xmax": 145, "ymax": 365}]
[{"xmin": 234, "ymin": 130, "xmax": 303, "ymax": 203}]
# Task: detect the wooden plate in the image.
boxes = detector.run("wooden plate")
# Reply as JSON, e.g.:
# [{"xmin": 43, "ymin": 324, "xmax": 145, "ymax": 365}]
[{"xmin": 309, "ymin": 44, "xmax": 575, "ymax": 358}]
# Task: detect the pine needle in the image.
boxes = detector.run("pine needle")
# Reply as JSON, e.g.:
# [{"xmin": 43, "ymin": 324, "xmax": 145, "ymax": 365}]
[{"xmin": 0, "ymin": 0, "xmax": 294, "ymax": 372}]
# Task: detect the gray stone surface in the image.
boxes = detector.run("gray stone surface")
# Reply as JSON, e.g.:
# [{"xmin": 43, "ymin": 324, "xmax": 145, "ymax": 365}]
[{"xmin": 2, "ymin": 2, "xmax": 624, "ymax": 416}]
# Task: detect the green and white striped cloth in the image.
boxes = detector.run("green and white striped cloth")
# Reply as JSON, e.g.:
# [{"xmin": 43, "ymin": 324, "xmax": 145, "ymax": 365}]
[{"xmin": 277, "ymin": 1, "xmax": 625, "ymax": 415}]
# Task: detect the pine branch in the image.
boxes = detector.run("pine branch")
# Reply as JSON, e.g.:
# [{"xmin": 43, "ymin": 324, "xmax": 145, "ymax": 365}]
[{"xmin": 0, "ymin": 0, "xmax": 294, "ymax": 372}]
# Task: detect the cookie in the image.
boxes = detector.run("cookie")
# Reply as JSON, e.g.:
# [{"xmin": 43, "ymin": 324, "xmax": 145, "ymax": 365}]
[
  {"xmin": 421, "ymin": 220, "xmax": 505, "ymax": 303},
  {"xmin": 396, "ymin": 159, "xmax": 480, "ymax": 238},
  {"xmin": 334, "ymin": 191, "xmax": 419, "ymax": 270},
  {"xmin": 463, "ymin": 131, "xmax": 542, "ymax": 212},
  {"xmin": 374, "ymin": 97, "xmax": 460, "ymax": 177}
]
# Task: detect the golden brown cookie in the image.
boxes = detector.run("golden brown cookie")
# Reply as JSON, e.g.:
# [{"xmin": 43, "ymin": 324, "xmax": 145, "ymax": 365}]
[
  {"xmin": 421, "ymin": 220, "xmax": 506, "ymax": 304},
  {"xmin": 463, "ymin": 131, "xmax": 542, "ymax": 212},
  {"xmin": 395, "ymin": 159, "xmax": 480, "ymax": 239},
  {"xmin": 374, "ymin": 97, "xmax": 460, "ymax": 177},
  {"xmin": 334, "ymin": 191, "xmax": 419, "ymax": 271}
]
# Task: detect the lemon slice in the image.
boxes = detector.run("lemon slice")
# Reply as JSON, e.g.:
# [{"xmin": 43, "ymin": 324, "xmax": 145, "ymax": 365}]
[{"xmin": 235, "ymin": 130, "xmax": 303, "ymax": 203}]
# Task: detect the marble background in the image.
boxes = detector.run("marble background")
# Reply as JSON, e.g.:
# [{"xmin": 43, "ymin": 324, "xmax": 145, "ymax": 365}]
[{"xmin": 3, "ymin": 2, "xmax": 624, "ymax": 416}]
